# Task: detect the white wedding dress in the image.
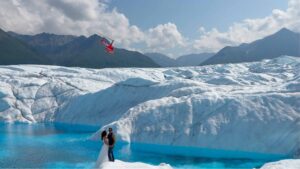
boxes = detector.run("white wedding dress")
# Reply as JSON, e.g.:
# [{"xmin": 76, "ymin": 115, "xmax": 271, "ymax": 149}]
[{"xmin": 95, "ymin": 138, "xmax": 109, "ymax": 169}]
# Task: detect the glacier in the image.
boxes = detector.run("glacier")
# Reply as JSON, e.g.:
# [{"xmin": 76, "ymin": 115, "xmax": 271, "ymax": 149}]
[{"xmin": 0, "ymin": 56, "xmax": 299, "ymax": 159}]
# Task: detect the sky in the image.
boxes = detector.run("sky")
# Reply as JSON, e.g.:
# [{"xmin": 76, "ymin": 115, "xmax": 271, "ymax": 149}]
[
  {"xmin": 0, "ymin": 0, "xmax": 299, "ymax": 58},
  {"xmin": 108, "ymin": 0, "xmax": 287, "ymax": 37}
]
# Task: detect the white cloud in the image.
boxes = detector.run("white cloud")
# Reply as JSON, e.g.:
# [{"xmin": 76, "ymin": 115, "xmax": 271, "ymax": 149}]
[
  {"xmin": 145, "ymin": 23, "xmax": 186, "ymax": 52},
  {"xmin": 193, "ymin": 0, "xmax": 300, "ymax": 53},
  {"xmin": 0, "ymin": 0, "xmax": 185, "ymax": 55},
  {"xmin": 0, "ymin": 0, "xmax": 144, "ymax": 47}
]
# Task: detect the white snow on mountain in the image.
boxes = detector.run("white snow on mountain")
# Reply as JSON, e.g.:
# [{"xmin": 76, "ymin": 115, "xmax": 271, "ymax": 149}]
[
  {"xmin": 0, "ymin": 56, "xmax": 299, "ymax": 159},
  {"xmin": 260, "ymin": 159, "xmax": 300, "ymax": 169}
]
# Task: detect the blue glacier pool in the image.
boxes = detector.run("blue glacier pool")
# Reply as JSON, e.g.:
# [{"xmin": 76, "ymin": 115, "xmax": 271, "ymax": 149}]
[{"xmin": 0, "ymin": 123, "xmax": 278, "ymax": 169}]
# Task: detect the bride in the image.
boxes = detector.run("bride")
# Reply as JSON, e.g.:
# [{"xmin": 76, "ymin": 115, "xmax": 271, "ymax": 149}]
[{"xmin": 95, "ymin": 130, "xmax": 109, "ymax": 168}]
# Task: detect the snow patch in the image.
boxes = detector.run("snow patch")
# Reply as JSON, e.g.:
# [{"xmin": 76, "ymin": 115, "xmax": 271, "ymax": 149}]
[
  {"xmin": 260, "ymin": 159, "xmax": 300, "ymax": 169},
  {"xmin": 101, "ymin": 160, "xmax": 172, "ymax": 169}
]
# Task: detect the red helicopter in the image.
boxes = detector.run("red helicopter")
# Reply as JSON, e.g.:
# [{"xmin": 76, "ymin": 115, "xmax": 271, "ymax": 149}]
[{"xmin": 100, "ymin": 36, "xmax": 114, "ymax": 54}]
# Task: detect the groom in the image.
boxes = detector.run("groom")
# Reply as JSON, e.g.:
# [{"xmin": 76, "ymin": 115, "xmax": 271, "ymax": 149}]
[{"xmin": 107, "ymin": 128, "xmax": 115, "ymax": 162}]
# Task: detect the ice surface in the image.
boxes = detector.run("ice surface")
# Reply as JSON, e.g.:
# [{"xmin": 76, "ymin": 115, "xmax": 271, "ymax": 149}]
[
  {"xmin": 0, "ymin": 56, "xmax": 299, "ymax": 158},
  {"xmin": 260, "ymin": 159, "xmax": 300, "ymax": 169},
  {"xmin": 101, "ymin": 160, "xmax": 172, "ymax": 169}
]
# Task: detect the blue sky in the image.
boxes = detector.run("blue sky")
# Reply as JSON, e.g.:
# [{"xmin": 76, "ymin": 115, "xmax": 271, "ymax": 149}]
[
  {"xmin": 109, "ymin": 0, "xmax": 287, "ymax": 39},
  {"xmin": 0, "ymin": 0, "xmax": 298, "ymax": 57}
]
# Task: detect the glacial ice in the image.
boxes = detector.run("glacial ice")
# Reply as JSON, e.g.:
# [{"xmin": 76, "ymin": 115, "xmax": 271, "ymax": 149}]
[{"xmin": 0, "ymin": 56, "xmax": 299, "ymax": 158}]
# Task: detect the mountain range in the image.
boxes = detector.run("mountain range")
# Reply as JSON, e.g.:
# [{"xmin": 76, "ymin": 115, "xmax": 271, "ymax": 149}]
[
  {"xmin": 201, "ymin": 28, "xmax": 300, "ymax": 65},
  {"xmin": 0, "ymin": 29, "xmax": 159, "ymax": 68},
  {"xmin": 1, "ymin": 28, "xmax": 299, "ymax": 68},
  {"xmin": 145, "ymin": 52, "xmax": 214, "ymax": 67},
  {"xmin": 0, "ymin": 29, "xmax": 48, "ymax": 65}
]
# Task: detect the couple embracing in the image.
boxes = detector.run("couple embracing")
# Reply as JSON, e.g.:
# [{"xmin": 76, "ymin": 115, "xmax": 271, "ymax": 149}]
[{"xmin": 95, "ymin": 128, "xmax": 116, "ymax": 168}]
